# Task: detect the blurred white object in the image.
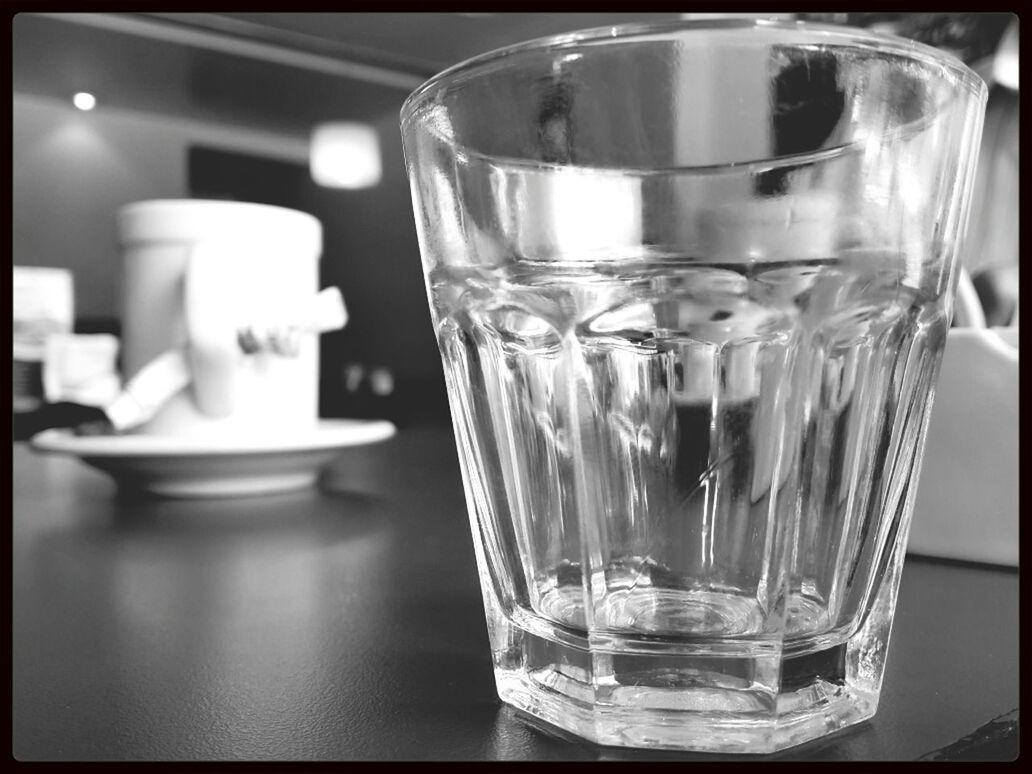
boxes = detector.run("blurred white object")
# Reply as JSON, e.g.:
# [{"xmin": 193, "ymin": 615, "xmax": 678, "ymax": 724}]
[
  {"xmin": 13, "ymin": 267, "xmax": 74, "ymax": 358},
  {"xmin": 993, "ymin": 18, "xmax": 1019, "ymax": 91},
  {"xmin": 104, "ymin": 349, "xmax": 191, "ymax": 432},
  {"xmin": 909, "ymin": 268, "xmax": 1018, "ymax": 567},
  {"xmin": 370, "ymin": 367, "xmax": 395, "ymax": 397},
  {"xmin": 909, "ymin": 328, "xmax": 1018, "ymax": 566},
  {"xmin": 13, "ymin": 266, "xmax": 74, "ymax": 411},
  {"xmin": 310, "ymin": 122, "xmax": 382, "ymax": 189},
  {"xmin": 116, "ymin": 199, "xmax": 330, "ymax": 439},
  {"xmin": 43, "ymin": 333, "xmax": 121, "ymax": 407},
  {"xmin": 305, "ymin": 286, "xmax": 349, "ymax": 333}
]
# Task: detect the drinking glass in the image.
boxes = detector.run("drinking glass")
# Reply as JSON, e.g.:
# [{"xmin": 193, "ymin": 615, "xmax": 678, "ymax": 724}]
[{"xmin": 400, "ymin": 19, "xmax": 986, "ymax": 753}]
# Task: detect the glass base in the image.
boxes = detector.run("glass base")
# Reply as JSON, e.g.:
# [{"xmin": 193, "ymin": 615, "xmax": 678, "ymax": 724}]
[
  {"xmin": 480, "ymin": 548, "xmax": 904, "ymax": 755},
  {"xmin": 493, "ymin": 626, "xmax": 881, "ymax": 754}
]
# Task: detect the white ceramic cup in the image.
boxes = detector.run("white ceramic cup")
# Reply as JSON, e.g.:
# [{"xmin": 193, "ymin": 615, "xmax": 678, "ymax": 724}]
[{"xmin": 116, "ymin": 199, "xmax": 326, "ymax": 439}]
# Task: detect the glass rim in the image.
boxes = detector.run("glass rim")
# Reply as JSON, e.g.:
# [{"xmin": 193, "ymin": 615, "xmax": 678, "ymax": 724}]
[{"xmin": 400, "ymin": 17, "xmax": 987, "ymax": 173}]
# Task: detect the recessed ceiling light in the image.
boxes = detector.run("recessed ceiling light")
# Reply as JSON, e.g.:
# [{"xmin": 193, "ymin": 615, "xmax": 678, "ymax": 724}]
[{"xmin": 72, "ymin": 92, "xmax": 96, "ymax": 111}]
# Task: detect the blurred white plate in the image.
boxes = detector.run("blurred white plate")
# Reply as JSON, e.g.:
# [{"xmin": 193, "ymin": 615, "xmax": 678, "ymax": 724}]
[{"xmin": 30, "ymin": 418, "xmax": 396, "ymax": 498}]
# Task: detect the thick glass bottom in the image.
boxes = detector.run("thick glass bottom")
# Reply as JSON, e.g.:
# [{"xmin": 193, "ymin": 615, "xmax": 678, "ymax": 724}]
[
  {"xmin": 493, "ymin": 626, "xmax": 881, "ymax": 754},
  {"xmin": 482, "ymin": 548, "xmax": 904, "ymax": 756}
]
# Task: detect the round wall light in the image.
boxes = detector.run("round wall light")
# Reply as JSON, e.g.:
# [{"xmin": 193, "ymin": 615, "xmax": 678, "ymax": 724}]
[
  {"xmin": 72, "ymin": 92, "xmax": 97, "ymax": 111},
  {"xmin": 310, "ymin": 122, "xmax": 382, "ymax": 189}
]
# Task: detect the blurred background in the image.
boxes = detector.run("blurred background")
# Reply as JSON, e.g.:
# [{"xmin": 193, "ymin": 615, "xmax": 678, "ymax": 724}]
[{"xmin": 12, "ymin": 12, "xmax": 1018, "ymax": 438}]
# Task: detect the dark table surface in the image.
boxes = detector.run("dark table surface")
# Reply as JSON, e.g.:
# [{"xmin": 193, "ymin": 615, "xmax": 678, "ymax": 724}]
[{"xmin": 12, "ymin": 427, "xmax": 1019, "ymax": 761}]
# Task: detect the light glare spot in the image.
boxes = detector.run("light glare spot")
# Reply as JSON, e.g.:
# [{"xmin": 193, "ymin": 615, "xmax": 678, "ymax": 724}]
[{"xmin": 72, "ymin": 92, "xmax": 96, "ymax": 111}]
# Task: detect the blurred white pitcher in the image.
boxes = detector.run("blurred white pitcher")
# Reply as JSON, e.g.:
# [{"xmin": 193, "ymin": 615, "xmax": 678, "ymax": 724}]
[{"xmin": 116, "ymin": 199, "xmax": 343, "ymax": 439}]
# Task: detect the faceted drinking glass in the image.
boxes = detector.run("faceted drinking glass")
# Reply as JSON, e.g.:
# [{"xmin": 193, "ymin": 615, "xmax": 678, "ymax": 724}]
[{"xmin": 400, "ymin": 19, "xmax": 986, "ymax": 753}]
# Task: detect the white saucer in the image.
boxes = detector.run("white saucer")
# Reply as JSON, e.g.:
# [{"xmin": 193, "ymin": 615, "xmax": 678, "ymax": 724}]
[{"xmin": 30, "ymin": 419, "xmax": 397, "ymax": 498}]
